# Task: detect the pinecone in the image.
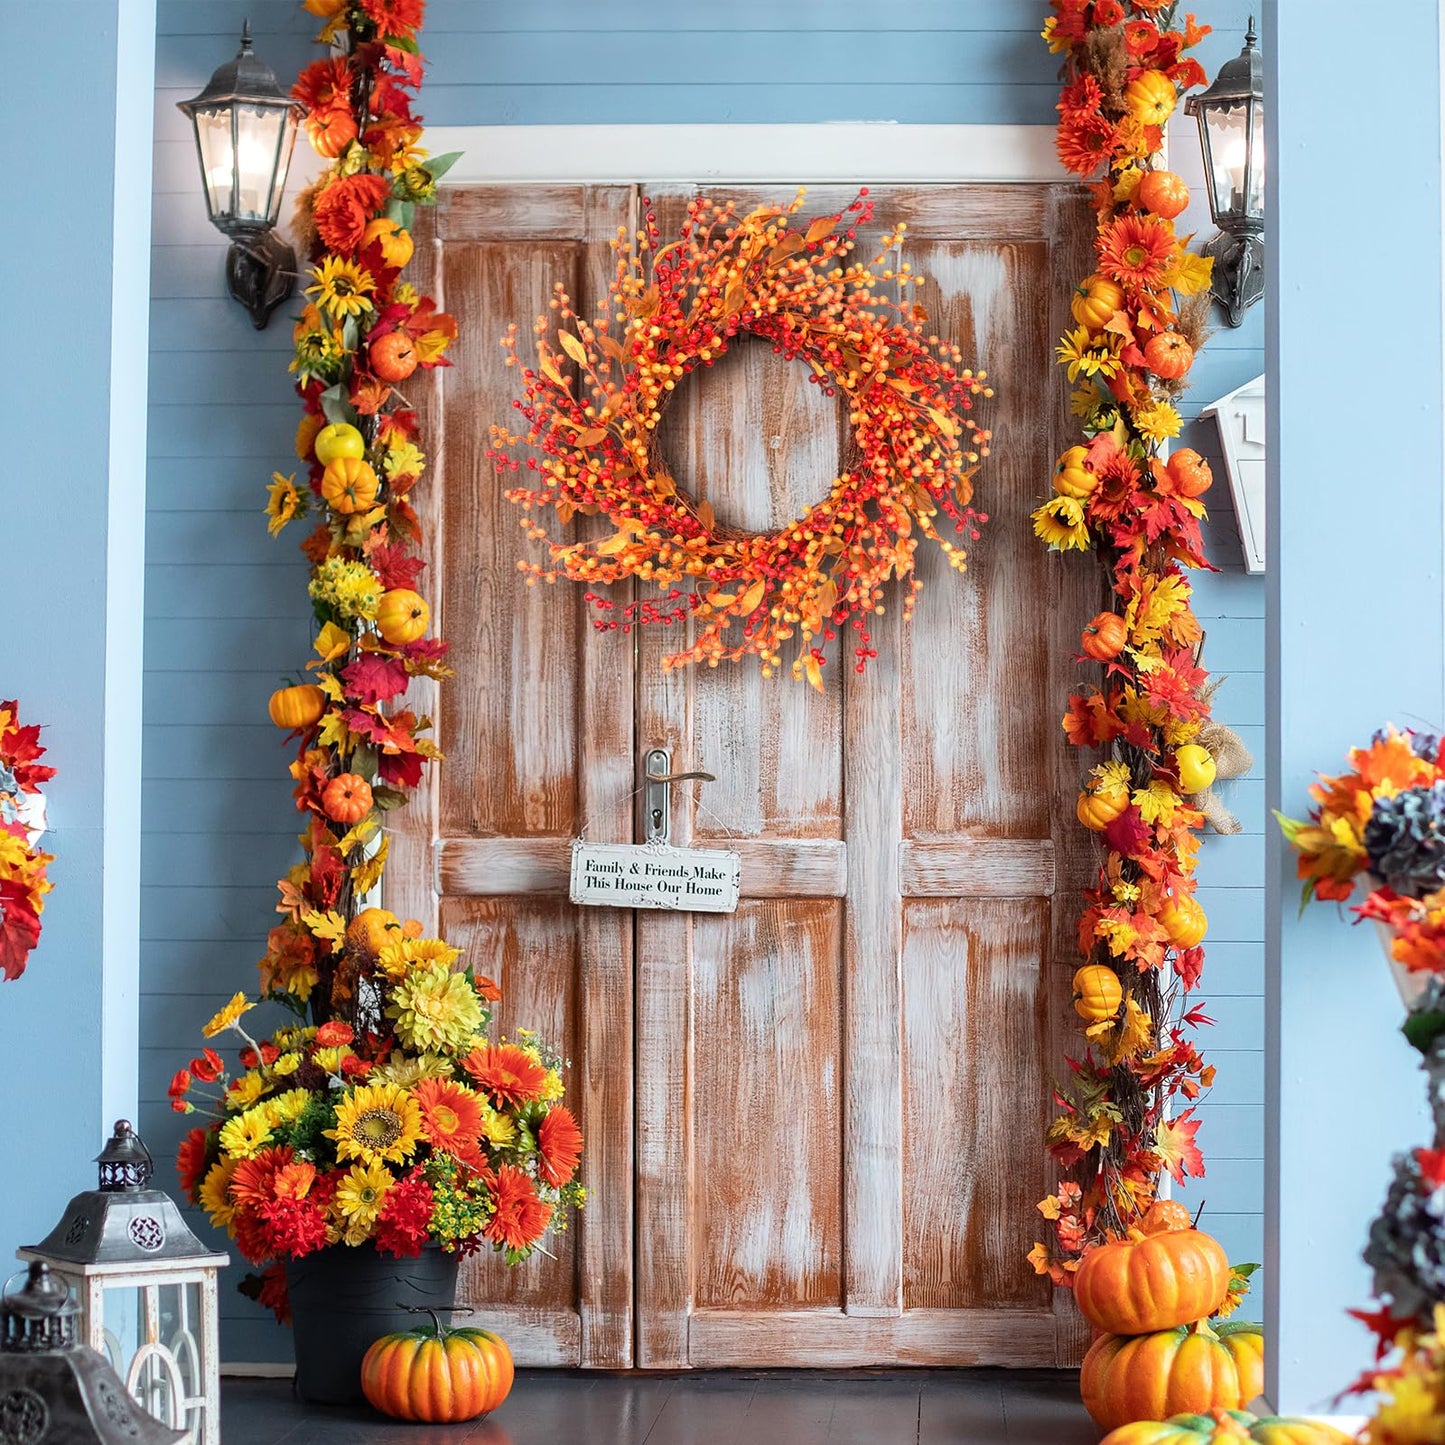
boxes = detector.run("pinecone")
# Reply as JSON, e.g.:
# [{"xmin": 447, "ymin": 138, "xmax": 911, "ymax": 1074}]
[
  {"xmin": 1365, "ymin": 781, "xmax": 1445, "ymax": 896},
  {"xmin": 1364, "ymin": 1150, "xmax": 1445, "ymax": 1326}
]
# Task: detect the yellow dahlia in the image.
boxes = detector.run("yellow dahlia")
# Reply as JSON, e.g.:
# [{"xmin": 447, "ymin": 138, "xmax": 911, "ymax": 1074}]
[
  {"xmin": 372, "ymin": 1051, "xmax": 453, "ymax": 1087},
  {"xmin": 218, "ymin": 1108, "xmax": 273, "ymax": 1160},
  {"xmin": 387, "ymin": 962, "xmax": 483, "ymax": 1053},
  {"xmin": 327, "ymin": 1082, "xmax": 423, "ymax": 1165},
  {"xmin": 263, "ymin": 1088, "xmax": 313, "ymax": 1127},
  {"xmin": 1132, "ymin": 399, "xmax": 1183, "ymax": 443},
  {"xmin": 202, "ymin": 991, "xmax": 254, "ymax": 1039}
]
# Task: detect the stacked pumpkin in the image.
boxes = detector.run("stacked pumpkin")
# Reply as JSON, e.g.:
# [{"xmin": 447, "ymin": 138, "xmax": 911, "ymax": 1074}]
[
  {"xmin": 1100, "ymin": 1412, "xmax": 1354, "ymax": 1445},
  {"xmin": 1077, "ymin": 1201, "xmax": 1264, "ymax": 1432}
]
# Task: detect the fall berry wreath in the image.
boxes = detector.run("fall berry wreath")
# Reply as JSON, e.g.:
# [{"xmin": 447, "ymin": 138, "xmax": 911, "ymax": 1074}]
[{"xmin": 491, "ymin": 190, "xmax": 993, "ymax": 689}]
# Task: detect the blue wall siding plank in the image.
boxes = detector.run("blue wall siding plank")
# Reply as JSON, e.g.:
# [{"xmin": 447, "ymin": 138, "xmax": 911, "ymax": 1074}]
[
  {"xmin": 143, "ymin": 941, "xmax": 281, "ymax": 993},
  {"xmin": 148, "ymin": 404, "xmax": 300, "ymax": 457},
  {"xmin": 150, "ymin": 348, "xmax": 299, "ymax": 405},
  {"xmin": 1195, "ymin": 888, "xmax": 1265, "ymax": 943},
  {"xmin": 147, "ymin": 617, "xmax": 315, "ymax": 666},
  {"xmin": 1192, "ymin": 1105, "xmax": 1265, "ymax": 1162},
  {"xmin": 145, "ymin": 779, "xmax": 297, "ymax": 833},
  {"xmin": 150, "ymin": 297, "xmax": 297, "ymax": 351},
  {"xmin": 1196, "ymin": 833, "xmax": 1266, "ymax": 889},
  {"xmin": 145, "ymin": 513, "xmax": 309, "ymax": 567},
  {"xmin": 143, "ymin": 725, "xmax": 297, "ymax": 781},
  {"xmin": 1176, "ymin": 1158, "xmax": 1262, "ymax": 1216},
  {"xmin": 145, "ymin": 832, "xmax": 298, "ymax": 890},
  {"xmin": 145, "ymin": 669, "xmax": 310, "ymax": 725},
  {"xmin": 149, "ymin": 458, "xmax": 313, "ymax": 511},
  {"xmin": 1206, "ymin": 1051, "xmax": 1265, "ymax": 1108},
  {"xmin": 1197, "ymin": 942, "xmax": 1264, "ymax": 998},
  {"xmin": 142, "ymin": 885, "xmax": 285, "ymax": 942},
  {"xmin": 147, "ymin": 565, "xmax": 302, "ymax": 619}
]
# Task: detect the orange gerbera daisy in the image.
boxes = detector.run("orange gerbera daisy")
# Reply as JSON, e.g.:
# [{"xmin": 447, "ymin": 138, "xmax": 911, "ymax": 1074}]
[
  {"xmin": 1096, "ymin": 214, "xmax": 1175, "ymax": 292},
  {"xmin": 230, "ymin": 1146, "xmax": 296, "ymax": 1209},
  {"xmin": 1056, "ymin": 112, "xmax": 1120, "ymax": 177},
  {"xmin": 484, "ymin": 1164, "xmax": 554, "ymax": 1253},
  {"xmin": 462, "ymin": 1043, "xmax": 550, "ymax": 1108},
  {"xmin": 537, "ymin": 1106, "xmax": 583, "ymax": 1187},
  {"xmin": 413, "ymin": 1077, "xmax": 485, "ymax": 1160}
]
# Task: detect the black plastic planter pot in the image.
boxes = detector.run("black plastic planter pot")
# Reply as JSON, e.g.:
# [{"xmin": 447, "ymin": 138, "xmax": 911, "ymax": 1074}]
[{"xmin": 285, "ymin": 1245, "xmax": 460, "ymax": 1404}]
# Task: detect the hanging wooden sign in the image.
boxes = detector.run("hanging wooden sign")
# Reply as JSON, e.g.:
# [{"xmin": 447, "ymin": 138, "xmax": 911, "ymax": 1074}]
[{"xmin": 569, "ymin": 841, "xmax": 741, "ymax": 914}]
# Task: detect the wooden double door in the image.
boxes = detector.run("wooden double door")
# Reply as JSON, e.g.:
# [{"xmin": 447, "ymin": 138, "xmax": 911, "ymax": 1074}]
[{"xmin": 390, "ymin": 182, "xmax": 1098, "ymax": 1369}]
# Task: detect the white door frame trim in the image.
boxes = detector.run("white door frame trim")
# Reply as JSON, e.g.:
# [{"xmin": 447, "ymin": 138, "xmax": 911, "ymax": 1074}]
[{"xmin": 428, "ymin": 123, "xmax": 1066, "ymax": 186}]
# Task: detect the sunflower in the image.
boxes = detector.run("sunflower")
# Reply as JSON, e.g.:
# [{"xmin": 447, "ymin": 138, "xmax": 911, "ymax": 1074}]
[
  {"xmin": 203, "ymin": 991, "xmax": 254, "ymax": 1039},
  {"xmin": 333, "ymin": 1158, "xmax": 394, "ymax": 1234},
  {"xmin": 1055, "ymin": 328, "xmax": 1121, "ymax": 384},
  {"xmin": 306, "ymin": 255, "xmax": 376, "ymax": 319},
  {"xmin": 413, "ymin": 1077, "xmax": 485, "ymax": 1159},
  {"xmin": 462, "ymin": 1042, "xmax": 551, "ymax": 1109},
  {"xmin": 387, "ymin": 963, "xmax": 484, "ymax": 1053},
  {"xmin": 199, "ymin": 1158, "xmax": 239, "ymax": 1228},
  {"xmin": 484, "ymin": 1164, "xmax": 554, "ymax": 1253},
  {"xmin": 265, "ymin": 472, "xmax": 306, "ymax": 538},
  {"xmin": 219, "ymin": 1108, "xmax": 274, "ymax": 1160},
  {"xmin": 1031, "ymin": 496, "xmax": 1092, "ymax": 553},
  {"xmin": 1097, "ymin": 214, "xmax": 1176, "ymax": 293},
  {"xmin": 537, "ymin": 1106, "xmax": 584, "ymax": 1187},
  {"xmin": 327, "ymin": 1082, "xmax": 423, "ymax": 1165}
]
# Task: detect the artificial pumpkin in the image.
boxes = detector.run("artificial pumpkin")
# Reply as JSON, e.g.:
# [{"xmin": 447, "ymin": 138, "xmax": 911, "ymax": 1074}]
[
  {"xmin": 1072, "ymin": 274, "xmax": 1126, "ymax": 331},
  {"xmin": 1159, "ymin": 892, "xmax": 1208, "ymax": 950},
  {"xmin": 1100, "ymin": 1411, "xmax": 1353, "ymax": 1445},
  {"xmin": 376, "ymin": 588, "xmax": 430, "ymax": 645},
  {"xmin": 360, "ymin": 1315, "xmax": 513, "ymax": 1424},
  {"xmin": 1140, "ymin": 1199, "xmax": 1194, "ymax": 1235},
  {"xmin": 1078, "ymin": 779, "xmax": 1131, "ymax": 831},
  {"xmin": 1175, "ymin": 744, "xmax": 1217, "ymax": 794},
  {"xmin": 313, "ymin": 421, "xmax": 366, "ymax": 466},
  {"xmin": 370, "ymin": 330, "xmax": 419, "ymax": 383},
  {"xmin": 1053, "ymin": 444, "xmax": 1098, "ymax": 500},
  {"xmin": 1082, "ymin": 611, "xmax": 1128, "ymax": 661},
  {"xmin": 1167, "ymin": 448, "xmax": 1214, "ymax": 499},
  {"xmin": 321, "ymin": 773, "xmax": 373, "ymax": 824},
  {"xmin": 1125, "ymin": 69, "xmax": 1178, "ymax": 126},
  {"xmin": 268, "ymin": 683, "xmax": 326, "ymax": 731},
  {"xmin": 361, "ymin": 216, "xmax": 415, "ymax": 270},
  {"xmin": 1137, "ymin": 169, "xmax": 1190, "ymax": 220},
  {"xmin": 321, "ymin": 457, "xmax": 381, "ymax": 515},
  {"xmin": 1074, "ymin": 1221, "xmax": 1230, "ymax": 1335},
  {"xmin": 1144, "ymin": 332, "xmax": 1195, "ymax": 381},
  {"xmin": 1073, "ymin": 964, "xmax": 1123, "ymax": 1022},
  {"xmin": 1082, "ymin": 1320, "xmax": 1265, "ymax": 1432},
  {"xmin": 347, "ymin": 906, "xmax": 400, "ymax": 957}
]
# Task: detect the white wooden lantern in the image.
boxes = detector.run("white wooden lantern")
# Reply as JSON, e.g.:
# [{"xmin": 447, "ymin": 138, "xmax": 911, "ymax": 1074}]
[
  {"xmin": 1199, "ymin": 373, "xmax": 1266, "ymax": 574},
  {"xmin": 19, "ymin": 1121, "xmax": 227, "ymax": 1445}
]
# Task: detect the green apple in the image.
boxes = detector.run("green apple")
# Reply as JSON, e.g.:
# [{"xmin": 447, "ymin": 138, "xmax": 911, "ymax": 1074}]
[{"xmin": 314, "ymin": 422, "xmax": 366, "ymax": 466}]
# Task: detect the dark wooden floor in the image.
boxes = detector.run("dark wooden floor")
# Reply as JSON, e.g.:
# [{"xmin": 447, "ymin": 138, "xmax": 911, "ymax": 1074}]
[{"xmin": 223, "ymin": 1369, "xmax": 1094, "ymax": 1444}]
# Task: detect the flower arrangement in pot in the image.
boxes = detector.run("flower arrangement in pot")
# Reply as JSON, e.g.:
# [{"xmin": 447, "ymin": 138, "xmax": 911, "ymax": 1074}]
[{"xmin": 169, "ymin": 907, "xmax": 584, "ymax": 1404}]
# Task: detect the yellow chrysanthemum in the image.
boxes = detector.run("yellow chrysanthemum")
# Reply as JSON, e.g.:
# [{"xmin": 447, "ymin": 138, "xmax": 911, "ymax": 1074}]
[
  {"xmin": 387, "ymin": 963, "xmax": 484, "ymax": 1053},
  {"xmin": 1031, "ymin": 496, "xmax": 1092, "ymax": 553},
  {"xmin": 273, "ymin": 1025, "xmax": 317, "ymax": 1050},
  {"xmin": 306, "ymin": 255, "xmax": 376, "ymax": 319},
  {"xmin": 327, "ymin": 1082, "xmax": 423, "ymax": 1165},
  {"xmin": 308, "ymin": 556, "xmax": 383, "ymax": 621},
  {"xmin": 480, "ymin": 1105, "xmax": 517, "ymax": 1149},
  {"xmin": 271, "ymin": 1051, "xmax": 302, "ymax": 1077},
  {"xmin": 541, "ymin": 1069, "xmax": 565, "ymax": 1102},
  {"xmin": 225, "ymin": 1072, "xmax": 267, "ymax": 1111},
  {"xmin": 372, "ymin": 1052, "xmax": 453, "ymax": 1087},
  {"xmin": 198, "ymin": 1158, "xmax": 239, "ymax": 1228},
  {"xmin": 312, "ymin": 1046, "xmax": 350, "ymax": 1074},
  {"xmin": 377, "ymin": 934, "xmax": 462, "ymax": 979},
  {"xmin": 263, "ymin": 1088, "xmax": 313, "ymax": 1127},
  {"xmin": 332, "ymin": 1159, "xmax": 393, "ymax": 1234},
  {"xmin": 202, "ymin": 991, "xmax": 254, "ymax": 1039},
  {"xmin": 1131, "ymin": 399, "xmax": 1183, "ymax": 443},
  {"xmin": 218, "ymin": 1108, "xmax": 273, "ymax": 1160},
  {"xmin": 265, "ymin": 472, "xmax": 305, "ymax": 538}
]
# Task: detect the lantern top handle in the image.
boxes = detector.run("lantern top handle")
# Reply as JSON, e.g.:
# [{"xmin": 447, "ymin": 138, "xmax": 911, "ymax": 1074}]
[{"xmin": 95, "ymin": 1119, "xmax": 154, "ymax": 1193}]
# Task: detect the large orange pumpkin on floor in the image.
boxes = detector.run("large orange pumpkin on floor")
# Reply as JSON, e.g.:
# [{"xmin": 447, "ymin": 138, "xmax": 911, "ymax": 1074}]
[
  {"xmin": 361, "ymin": 1315, "xmax": 513, "ymax": 1423},
  {"xmin": 1082, "ymin": 1320, "xmax": 1265, "ymax": 1431},
  {"xmin": 1074, "ymin": 1217, "xmax": 1230, "ymax": 1335},
  {"xmin": 1100, "ymin": 1410, "xmax": 1353, "ymax": 1445}
]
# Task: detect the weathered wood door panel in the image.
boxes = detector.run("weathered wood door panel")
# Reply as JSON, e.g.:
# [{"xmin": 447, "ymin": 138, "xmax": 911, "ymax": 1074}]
[
  {"xmin": 396, "ymin": 182, "xmax": 1097, "ymax": 1369},
  {"xmin": 392, "ymin": 186, "xmax": 638, "ymax": 1368}
]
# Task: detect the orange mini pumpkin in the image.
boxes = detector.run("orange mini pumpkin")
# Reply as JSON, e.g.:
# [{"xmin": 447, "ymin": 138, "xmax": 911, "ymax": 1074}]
[
  {"xmin": 322, "ymin": 773, "xmax": 373, "ymax": 825},
  {"xmin": 1074, "ymin": 1224, "xmax": 1230, "ymax": 1336},
  {"xmin": 1082, "ymin": 1320, "xmax": 1265, "ymax": 1432},
  {"xmin": 268, "ymin": 683, "xmax": 326, "ymax": 731},
  {"xmin": 370, "ymin": 330, "xmax": 420, "ymax": 383},
  {"xmin": 1140, "ymin": 1199, "xmax": 1195, "ymax": 1236},
  {"xmin": 320, "ymin": 457, "xmax": 381, "ymax": 515},
  {"xmin": 1078, "ymin": 779, "xmax": 1131, "ymax": 832},
  {"xmin": 1072, "ymin": 274, "xmax": 1126, "ymax": 331},
  {"xmin": 376, "ymin": 588, "xmax": 430, "ymax": 645},
  {"xmin": 1167, "ymin": 448, "xmax": 1214, "ymax": 499},
  {"xmin": 1125, "ymin": 69, "xmax": 1178, "ymax": 126},
  {"xmin": 1145, "ymin": 332, "xmax": 1195, "ymax": 380},
  {"xmin": 1073, "ymin": 964, "xmax": 1123, "ymax": 1022},
  {"xmin": 1137, "ymin": 169, "xmax": 1190, "ymax": 220},
  {"xmin": 1053, "ymin": 444, "xmax": 1098, "ymax": 500},
  {"xmin": 1159, "ymin": 893, "xmax": 1208, "ymax": 950},
  {"xmin": 1082, "ymin": 611, "xmax": 1128, "ymax": 661},
  {"xmin": 361, "ymin": 1314, "xmax": 513, "ymax": 1423},
  {"xmin": 347, "ymin": 907, "xmax": 401, "ymax": 957}
]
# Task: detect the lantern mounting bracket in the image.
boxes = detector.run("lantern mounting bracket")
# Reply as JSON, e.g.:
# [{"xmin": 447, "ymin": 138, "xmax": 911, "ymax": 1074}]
[{"xmin": 226, "ymin": 228, "xmax": 297, "ymax": 330}]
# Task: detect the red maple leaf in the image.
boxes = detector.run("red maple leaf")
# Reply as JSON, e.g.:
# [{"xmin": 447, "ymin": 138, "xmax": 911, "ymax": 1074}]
[
  {"xmin": 1151, "ymin": 1108, "xmax": 1205, "ymax": 1185},
  {"xmin": 0, "ymin": 881, "xmax": 42, "ymax": 980},
  {"xmin": 309, "ymin": 844, "xmax": 347, "ymax": 910},
  {"xmin": 1348, "ymin": 1305, "xmax": 1410, "ymax": 1363},
  {"xmin": 344, "ymin": 709, "xmax": 418, "ymax": 754},
  {"xmin": 342, "ymin": 655, "xmax": 411, "ymax": 707},
  {"xmin": 367, "ymin": 542, "xmax": 425, "ymax": 592},
  {"xmin": 1173, "ymin": 945, "xmax": 1205, "ymax": 990},
  {"xmin": 378, "ymin": 750, "xmax": 425, "ymax": 789}
]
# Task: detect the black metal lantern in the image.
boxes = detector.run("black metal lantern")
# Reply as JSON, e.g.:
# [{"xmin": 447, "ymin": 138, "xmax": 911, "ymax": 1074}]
[
  {"xmin": 1184, "ymin": 17, "xmax": 1265, "ymax": 327},
  {"xmin": 177, "ymin": 21, "xmax": 301, "ymax": 329},
  {"xmin": 0, "ymin": 1262, "xmax": 186, "ymax": 1445}
]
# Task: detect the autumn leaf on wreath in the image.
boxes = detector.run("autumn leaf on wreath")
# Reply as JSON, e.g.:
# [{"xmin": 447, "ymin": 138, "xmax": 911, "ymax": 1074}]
[
  {"xmin": 351, "ymin": 835, "xmax": 390, "ymax": 896},
  {"xmin": 1101, "ymin": 996, "xmax": 1154, "ymax": 1065},
  {"xmin": 1151, "ymin": 1108, "xmax": 1205, "ymax": 1185},
  {"xmin": 336, "ymin": 815, "xmax": 381, "ymax": 854},
  {"xmin": 0, "ymin": 880, "xmax": 42, "ymax": 980},
  {"xmin": 300, "ymin": 908, "xmax": 347, "ymax": 952},
  {"xmin": 342, "ymin": 654, "xmax": 411, "ymax": 707},
  {"xmin": 378, "ymin": 749, "xmax": 425, "ymax": 789},
  {"xmin": 308, "ymin": 621, "xmax": 352, "ymax": 669},
  {"xmin": 308, "ymin": 843, "xmax": 346, "ymax": 910},
  {"xmin": 366, "ymin": 541, "xmax": 426, "ymax": 591}
]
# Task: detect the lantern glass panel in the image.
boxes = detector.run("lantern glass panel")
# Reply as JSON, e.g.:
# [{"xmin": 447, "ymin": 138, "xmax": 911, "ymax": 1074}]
[
  {"xmin": 235, "ymin": 103, "xmax": 295, "ymax": 227},
  {"xmin": 192, "ymin": 108, "xmax": 235, "ymax": 222},
  {"xmin": 87, "ymin": 1278, "xmax": 205, "ymax": 1438},
  {"xmin": 1202, "ymin": 100, "xmax": 1250, "ymax": 222},
  {"xmin": 1244, "ymin": 99, "xmax": 1265, "ymax": 218}
]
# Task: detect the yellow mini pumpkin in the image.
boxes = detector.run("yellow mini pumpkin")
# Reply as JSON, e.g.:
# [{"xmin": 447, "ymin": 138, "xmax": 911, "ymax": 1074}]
[
  {"xmin": 1053, "ymin": 444, "xmax": 1098, "ymax": 500},
  {"xmin": 268, "ymin": 683, "xmax": 326, "ymax": 731},
  {"xmin": 1073, "ymin": 964, "xmax": 1123, "ymax": 1022},
  {"xmin": 1159, "ymin": 893, "xmax": 1208, "ymax": 950},
  {"xmin": 321, "ymin": 456, "xmax": 381, "ymax": 515},
  {"xmin": 347, "ymin": 907, "xmax": 401, "ymax": 957},
  {"xmin": 1078, "ymin": 780, "xmax": 1130, "ymax": 831},
  {"xmin": 1125, "ymin": 69, "xmax": 1178, "ymax": 126},
  {"xmin": 376, "ymin": 588, "xmax": 430, "ymax": 645},
  {"xmin": 1071, "ymin": 274, "xmax": 1126, "ymax": 332}
]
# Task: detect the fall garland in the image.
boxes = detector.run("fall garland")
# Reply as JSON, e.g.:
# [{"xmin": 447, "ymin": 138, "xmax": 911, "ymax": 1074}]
[
  {"xmin": 1030, "ymin": 0, "xmax": 1225, "ymax": 1283},
  {"xmin": 491, "ymin": 191, "xmax": 992, "ymax": 687},
  {"xmin": 0, "ymin": 701, "xmax": 54, "ymax": 981}
]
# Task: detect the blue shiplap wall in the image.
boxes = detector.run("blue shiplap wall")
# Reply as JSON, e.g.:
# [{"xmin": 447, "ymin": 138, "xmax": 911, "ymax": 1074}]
[{"xmin": 145, "ymin": 0, "xmax": 1264, "ymax": 1360}]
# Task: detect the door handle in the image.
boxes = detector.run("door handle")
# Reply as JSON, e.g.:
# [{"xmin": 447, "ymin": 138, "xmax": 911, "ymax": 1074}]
[{"xmin": 642, "ymin": 748, "xmax": 716, "ymax": 845}]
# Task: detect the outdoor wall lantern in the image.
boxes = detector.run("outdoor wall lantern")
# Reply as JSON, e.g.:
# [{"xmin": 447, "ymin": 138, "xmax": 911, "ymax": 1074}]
[
  {"xmin": 1184, "ymin": 17, "xmax": 1265, "ymax": 327},
  {"xmin": 0, "ymin": 1261, "xmax": 186, "ymax": 1445},
  {"xmin": 19, "ymin": 1121, "xmax": 227, "ymax": 1445},
  {"xmin": 177, "ymin": 22, "xmax": 301, "ymax": 330}
]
